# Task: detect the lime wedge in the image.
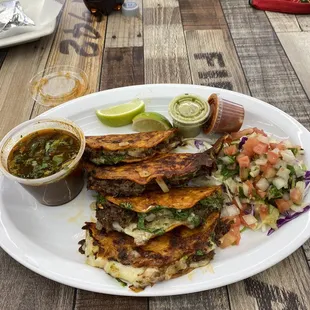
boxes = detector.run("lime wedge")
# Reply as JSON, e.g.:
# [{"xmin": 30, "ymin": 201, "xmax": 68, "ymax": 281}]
[
  {"xmin": 96, "ymin": 99, "xmax": 145, "ymax": 127},
  {"xmin": 132, "ymin": 112, "xmax": 172, "ymax": 132}
]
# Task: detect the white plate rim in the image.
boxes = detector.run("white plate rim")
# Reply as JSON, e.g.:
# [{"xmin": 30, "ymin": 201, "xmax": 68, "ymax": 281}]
[{"xmin": 1, "ymin": 83, "xmax": 310, "ymax": 297}]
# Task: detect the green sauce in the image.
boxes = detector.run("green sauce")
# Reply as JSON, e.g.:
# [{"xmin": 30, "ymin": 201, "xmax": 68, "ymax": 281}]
[{"xmin": 8, "ymin": 129, "xmax": 80, "ymax": 179}]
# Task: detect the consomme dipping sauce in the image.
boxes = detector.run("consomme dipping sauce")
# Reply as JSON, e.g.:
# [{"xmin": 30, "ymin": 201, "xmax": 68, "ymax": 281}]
[{"xmin": 0, "ymin": 119, "xmax": 85, "ymax": 206}]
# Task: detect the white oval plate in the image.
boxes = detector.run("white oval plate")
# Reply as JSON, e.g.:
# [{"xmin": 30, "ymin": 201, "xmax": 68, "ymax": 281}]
[{"xmin": 1, "ymin": 84, "xmax": 310, "ymax": 297}]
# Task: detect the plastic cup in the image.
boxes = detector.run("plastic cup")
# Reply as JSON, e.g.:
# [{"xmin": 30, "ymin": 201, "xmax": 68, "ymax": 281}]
[
  {"xmin": 29, "ymin": 66, "xmax": 88, "ymax": 107},
  {"xmin": 0, "ymin": 118, "xmax": 85, "ymax": 206}
]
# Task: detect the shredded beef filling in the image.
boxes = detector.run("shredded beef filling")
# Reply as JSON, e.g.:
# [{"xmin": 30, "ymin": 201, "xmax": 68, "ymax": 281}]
[
  {"xmin": 96, "ymin": 201, "xmax": 137, "ymax": 232},
  {"xmin": 88, "ymin": 167, "xmax": 211, "ymax": 196}
]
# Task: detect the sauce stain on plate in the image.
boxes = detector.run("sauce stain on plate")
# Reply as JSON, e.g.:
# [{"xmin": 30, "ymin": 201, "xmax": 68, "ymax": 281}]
[{"xmin": 68, "ymin": 209, "xmax": 84, "ymax": 223}]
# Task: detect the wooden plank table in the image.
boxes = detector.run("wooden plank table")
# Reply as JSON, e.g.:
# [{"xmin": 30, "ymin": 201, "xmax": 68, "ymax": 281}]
[{"xmin": 1, "ymin": 0, "xmax": 310, "ymax": 308}]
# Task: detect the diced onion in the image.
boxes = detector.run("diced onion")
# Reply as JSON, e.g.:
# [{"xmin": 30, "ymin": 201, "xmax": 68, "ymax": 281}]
[
  {"xmin": 290, "ymin": 205, "xmax": 304, "ymax": 213},
  {"xmin": 257, "ymin": 135, "xmax": 269, "ymax": 144},
  {"xmin": 255, "ymin": 157, "xmax": 268, "ymax": 165},
  {"xmin": 256, "ymin": 177, "xmax": 269, "ymax": 191},
  {"xmin": 272, "ymin": 177, "xmax": 287, "ymax": 189},
  {"xmin": 119, "ymin": 142, "xmax": 130, "ymax": 147},
  {"xmin": 221, "ymin": 204, "xmax": 240, "ymax": 217},
  {"xmin": 294, "ymin": 165, "xmax": 305, "ymax": 178},
  {"xmin": 242, "ymin": 182, "xmax": 249, "ymax": 197},
  {"xmin": 235, "ymin": 196, "xmax": 243, "ymax": 210},
  {"xmin": 242, "ymin": 214, "xmax": 257, "ymax": 225},
  {"xmin": 296, "ymin": 181, "xmax": 305, "ymax": 194},
  {"xmin": 283, "ymin": 140, "xmax": 293, "ymax": 148},
  {"xmin": 280, "ymin": 150, "xmax": 295, "ymax": 163},
  {"xmin": 156, "ymin": 177, "xmax": 170, "ymax": 193},
  {"xmin": 139, "ymin": 170, "xmax": 151, "ymax": 177},
  {"xmin": 272, "ymin": 148, "xmax": 280, "ymax": 155},
  {"xmin": 250, "ymin": 166, "xmax": 260, "ymax": 178},
  {"xmin": 276, "ymin": 167, "xmax": 290, "ymax": 181}
]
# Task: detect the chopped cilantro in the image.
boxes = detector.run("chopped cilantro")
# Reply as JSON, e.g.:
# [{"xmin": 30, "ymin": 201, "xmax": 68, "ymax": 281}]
[
  {"xmin": 96, "ymin": 194, "xmax": 106, "ymax": 205},
  {"xmin": 221, "ymin": 165, "xmax": 239, "ymax": 179},
  {"xmin": 119, "ymin": 202, "xmax": 133, "ymax": 210},
  {"xmin": 196, "ymin": 250, "xmax": 204, "ymax": 256},
  {"xmin": 267, "ymin": 185, "xmax": 283, "ymax": 200},
  {"xmin": 200, "ymin": 192, "xmax": 224, "ymax": 210}
]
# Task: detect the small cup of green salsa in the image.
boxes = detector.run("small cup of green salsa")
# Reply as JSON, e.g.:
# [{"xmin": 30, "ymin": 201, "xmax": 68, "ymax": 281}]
[{"xmin": 0, "ymin": 118, "xmax": 85, "ymax": 206}]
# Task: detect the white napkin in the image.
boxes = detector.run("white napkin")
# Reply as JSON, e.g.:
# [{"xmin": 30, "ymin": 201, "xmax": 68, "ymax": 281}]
[{"xmin": 0, "ymin": 0, "xmax": 63, "ymax": 39}]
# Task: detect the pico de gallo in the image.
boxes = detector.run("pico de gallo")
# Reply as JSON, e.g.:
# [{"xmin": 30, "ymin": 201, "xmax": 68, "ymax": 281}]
[{"xmin": 211, "ymin": 127, "xmax": 310, "ymax": 248}]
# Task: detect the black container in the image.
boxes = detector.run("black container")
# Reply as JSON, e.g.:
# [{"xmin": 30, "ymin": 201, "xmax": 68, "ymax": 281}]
[{"xmin": 83, "ymin": 0, "xmax": 124, "ymax": 15}]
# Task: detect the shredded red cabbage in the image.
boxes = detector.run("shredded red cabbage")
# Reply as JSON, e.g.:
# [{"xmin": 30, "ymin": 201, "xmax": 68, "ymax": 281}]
[
  {"xmin": 239, "ymin": 136, "xmax": 248, "ymax": 149},
  {"xmin": 244, "ymin": 203, "xmax": 255, "ymax": 215},
  {"xmin": 267, "ymin": 205, "xmax": 310, "ymax": 236},
  {"xmin": 194, "ymin": 140, "xmax": 204, "ymax": 149}
]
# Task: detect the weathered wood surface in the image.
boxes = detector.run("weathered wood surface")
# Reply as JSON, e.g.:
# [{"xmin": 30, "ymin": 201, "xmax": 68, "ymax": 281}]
[
  {"xmin": 75, "ymin": 291, "xmax": 148, "ymax": 310},
  {"xmin": 105, "ymin": 0, "xmax": 143, "ymax": 47},
  {"xmin": 185, "ymin": 29, "xmax": 250, "ymax": 94},
  {"xmin": 228, "ymin": 248, "xmax": 310, "ymax": 310},
  {"xmin": 1, "ymin": 0, "xmax": 310, "ymax": 309},
  {"xmin": 296, "ymin": 15, "xmax": 310, "ymax": 31},
  {"xmin": 143, "ymin": 0, "xmax": 191, "ymax": 84},
  {"xmin": 266, "ymin": 11, "xmax": 301, "ymax": 33},
  {"xmin": 100, "ymin": 47, "xmax": 144, "ymax": 90},
  {"xmin": 277, "ymin": 32, "xmax": 310, "ymax": 100},
  {"xmin": 31, "ymin": 0, "xmax": 107, "ymax": 118},
  {"xmin": 149, "ymin": 287, "xmax": 230, "ymax": 310},
  {"xmin": 220, "ymin": 0, "xmax": 310, "ymax": 130},
  {"xmin": 0, "ymin": 250, "xmax": 74, "ymax": 310},
  {"xmin": 178, "ymin": 0, "xmax": 228, "ymax": 30}
]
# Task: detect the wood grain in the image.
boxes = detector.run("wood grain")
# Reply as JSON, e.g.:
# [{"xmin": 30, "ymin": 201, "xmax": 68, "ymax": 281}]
[
  {"xmin": 220, "ymin": 0, "xmax": 310, "ymax": 131},
  {"xmin": 296, "ymin": 15, "xmax": 310, "ymax": 31},
  {"xmin": 0, "ymin": 249, "xmax": 74, "ymax": 310},
  {"xmin": 228, "ymin": 248, "xmax": 310, "ymax": 310},
  {"xmin": 185, "ymin": 29, "xmax": 250, "ymax": 94},
  {"xmin": 0, "ymin": 48, "xmax": 7, "ymax": 69},
  {"xmin": 303, "ymin": 239, "xmax": 310, "ymax": 263},
  {"xmin": 0, "ymin": 38, "xmax": 54, "ymax": 139},
  {"xmin": 149, "ymin": 288, "xmax": 230, "ymax": 310},
  {"xmin": 31, "ymin": 0, "xmax": 107, "ymax": 118},
  {"xmin": 178, "ymin": 0, "xmax": 228, "ymax": 30},
  {"xmin": 74, "ymin": 291, "xmax": 148, "ymax": 310},
  {"xmin": 277, "ymin": 32, "xmax": 310, "ymax": 100},
  {"xmin": 105, "ymin": 0, "xmax": 142, "ymax": 48},
  {"xmin": 143, "ymin": 0, "xmax": 191, "ymax": 84},
  {"xmin": 266, "ymin": 12, "xmax": 301, "ymax": 33},
  {"xmin": 100, "ymin": 47, "xmax": 144, "ymax": 90}
]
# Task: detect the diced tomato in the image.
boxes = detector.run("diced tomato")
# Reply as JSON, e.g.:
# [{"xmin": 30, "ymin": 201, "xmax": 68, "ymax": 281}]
[
  {"xmin": 264, "ymin": 166, "xmax": 276, "ymax": 179},
  {"xmin": 260, "ymin": 164, "xmax": 276, "ymax": 178},
  {"xmin": 253, "ymin": 128, "xmax": 267, "ymax": 137},
  {"xmin": 245, "ymin": 180, "xmax": 254, "ymax": 197},
  {"xmin": 270, "ymin": 142, "xmax": 286, "ymax": 150},
  {"xmin": 257, "ymin": 189, "xmax": 267, "ymax": 199},
  {"xmin": 275, "ymin": 199, "xmax": 293, "ymax": 213},
  {"xmin": 219, "ymin": 217, "xmax": 241, "ymax": 248},
  {"xmin": 267, "ymin": 151, "xmax": 279, "ymax": 165},
  {"xmin": 224, "ymin": 145, "xmax": 238, "ymax": 156},
  {"xmin": 243, "ymin": 137, "xmax": 260, "ymax": 157},
  {"xmin": 231, "ymin": 128, "xmax": 255, "ymax": 140},
  {"xmin": 290, "ymin": 188, "xmax": 302, "ymax": 205},
  {"xmin": 219, "ymin": 231, "xmax": 238, "ymax": 249},
  {"xmin": 237, "ymin": 154, "xmax": 250, "ymax": 168},
  {"xmin": 253, "ymin": 142, "xmax": 268, "ymax": 155},
  {"xmin": 259, "ymin": 204, "xmax": 269, "ymax": 221}
]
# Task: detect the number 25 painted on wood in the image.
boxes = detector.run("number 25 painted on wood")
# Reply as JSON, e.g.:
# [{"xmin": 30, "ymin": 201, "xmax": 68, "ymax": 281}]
[{"xmin": 59, "ymin": 10, "xmax": 102, "ymax": 57}]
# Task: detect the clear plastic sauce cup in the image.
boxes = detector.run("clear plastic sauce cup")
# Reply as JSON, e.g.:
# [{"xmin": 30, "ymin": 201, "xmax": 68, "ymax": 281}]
[{"xmin": 0, "ymin": 118, "xmax": 85, "ymax": 206}]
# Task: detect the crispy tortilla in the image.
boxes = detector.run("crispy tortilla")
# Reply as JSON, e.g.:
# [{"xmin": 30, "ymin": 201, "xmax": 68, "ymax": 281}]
[
  {"xmin": 85, "ymin": 151, "xmax": 214, "ymax": 185},
  {"xmin": 105, "ymin": 186, "xmax": 221, "ymax": 213},
  {"xmin": 85, "ymin": 129, "xmax": 178, "ymax": 151},
  {"xmin": 82, "ymin": 211, "xmax": 219, "ymax": 289}
]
